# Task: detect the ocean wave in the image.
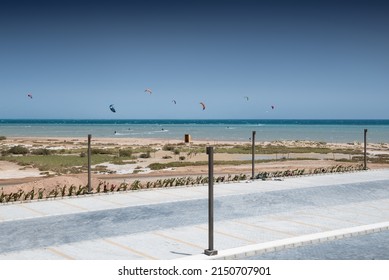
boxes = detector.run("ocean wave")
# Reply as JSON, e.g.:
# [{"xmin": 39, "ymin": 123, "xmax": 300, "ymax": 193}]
[
  {"xmin": 114, "ymin": 132, "xmax": 132, "ymax": 136},
  {"xmin": 148, "ymin": 130, "xmax": 169, "ymax": 134}
]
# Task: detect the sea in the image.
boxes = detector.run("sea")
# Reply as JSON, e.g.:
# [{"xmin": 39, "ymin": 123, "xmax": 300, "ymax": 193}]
[{"xmin": 1, "ymin": 119, "xmax": 389, "ymax": 143}]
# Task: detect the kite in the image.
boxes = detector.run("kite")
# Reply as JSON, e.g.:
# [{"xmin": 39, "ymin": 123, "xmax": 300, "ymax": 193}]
[
  {"xmin": 109, "ymin": 104, "xmax": 116, "ymax": 113},
  {"xmin": 27, "ymin": 93, "xmax": 33, "ymax": 99},
  {"xmin": 144, "ymin": 88, "xmax": 152, "ymax": 94},
  {"xmin": 244, "ymin": 96, "xmax": 249, "ymax": 101},
  {"xmin": 200, "ymin": 102, "xmax": 206, "ymax": 110},
  {"xmin": 271, "ymin": 105, "xmax": 275, "ymax": 110},
  {"xmin": 172, "ymin": 100, "xmax": 177, "ymax": 104}
]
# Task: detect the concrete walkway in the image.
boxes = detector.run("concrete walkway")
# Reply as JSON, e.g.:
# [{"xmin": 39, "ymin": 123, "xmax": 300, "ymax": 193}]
[{"xmin": 1, "ymin": 169, "xmax": 389, "ymax": 260}]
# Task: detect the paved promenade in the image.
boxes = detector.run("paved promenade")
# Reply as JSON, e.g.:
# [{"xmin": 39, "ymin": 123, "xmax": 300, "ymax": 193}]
[{"xmin": 1, "ymin": 169, "xmax": 389, "ymax": 260}]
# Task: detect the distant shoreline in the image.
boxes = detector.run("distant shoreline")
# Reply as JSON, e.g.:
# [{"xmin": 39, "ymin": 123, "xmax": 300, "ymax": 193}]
[
  {"xmin": 1, "ymin": 118, "xmax": 389, "ymax": 124},
  {"xmin": 1, "ymin": 119, "xmax": 389, "ymax": 143}
]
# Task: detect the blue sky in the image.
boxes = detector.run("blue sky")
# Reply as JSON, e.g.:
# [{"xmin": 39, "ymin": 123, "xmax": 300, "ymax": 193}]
[{"xmin": 1, "ymin": 0, "xmax": 388, "ymax": 119}]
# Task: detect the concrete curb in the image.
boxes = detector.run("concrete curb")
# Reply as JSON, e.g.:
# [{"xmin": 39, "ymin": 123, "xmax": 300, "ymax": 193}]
[{"xmin": 179, "ymin": 221, "xmax": 389, "ymax": 260}]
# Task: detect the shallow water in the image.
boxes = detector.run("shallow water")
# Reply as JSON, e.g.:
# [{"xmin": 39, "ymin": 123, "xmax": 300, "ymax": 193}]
[{"xmin": 1, "ymin": 119, "xmax": 388, "ymax": 143}]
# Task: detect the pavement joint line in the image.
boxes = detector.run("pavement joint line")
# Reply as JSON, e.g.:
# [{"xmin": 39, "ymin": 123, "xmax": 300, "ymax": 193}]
[
  {"xmin": 153, "ymin": 189, "xmax": 190, "ymax": 199},
  {"xmin": 184, "ymin": 188, "xmax": 208, "ymax": 194},
  {"xmin": 180, "ymin": 221, "xmax": 389, "ymax": 260},
  {"xmin": 128, "ymin": 193, "xmax": 161, "ymax": 203},
  {"xmin": 195, "ymin": 225, "xmax": 262, "ymax": 244},
  {"xmin": 215, "ymin": 188, "xmax": 241, "ymax": 194},
  {"xmin": 46, "ymin": 247, "xmax": 75, "ymax": 260},
  {"xmin": 271, "ymin": 216, "xmax": 332, "ymax": 231},
  {"xmin": 56, "ymin": 200, "xmax": 89, "ymax": 211},
  {"xmin": 92, "ymin": 196, "xmax": 125, "ymax": 206},
  {"xmin": 357, "ymin": 206, "xmax": 389, "ymax": 216},
  {"xmin": 302, "ymin": 212, "xmax": 365, "ymax": 226},
  {"xmin": 374, "ymin": 207, "xmax": 389, "ymax": 211},
  {"xmin": 152, "ymin": 232, "xmax": 204, "ymax": 249},
  {"xmin": 0, "ymin": 215, "xmax": 42, "ymax": 223},
  {"xmin": 231, "ymin": 220, "xmax": 298, "ymax": 237},
  {"xmin": 363, "ymin": 201, "xmax": 389, "ymax": 212},
  {"xmin": 0, "ymin": 209, "xmax": 96, "ymax": 223},
  {"xmin": 360, "ymin": 197, "xmax": 389, "ymax": 205},
  {"xmin": 122, "ymin": 195, "xmax": 209, "ymax": 207},
  {"xmin": 103, "ymin": 239, "xmax": 158, "ymax": 260},
  {"xmin": 331, "ymin": 205, "xmax": 386, "ymax": 219},
  {"xmin": 17, "ymin": 204, "xmax": 47, "ymax": 216},
  {"xmin": 362, "ymin": 201, "xmax": 389, "ymax": 211}
]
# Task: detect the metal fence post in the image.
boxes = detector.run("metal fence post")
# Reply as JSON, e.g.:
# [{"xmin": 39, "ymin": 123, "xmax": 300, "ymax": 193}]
[
  {"xmin": 204, "ymin": 146, "xmax": 218, "ymax": 256},
  {"xmin": 87, "ymin": 134, "xmax": 92, "ymax": 193},
  {"xmin": 252, "ymin": 131, "xmax": 256, "ymax": 179},
  {"xmin": 364, "ymin": 129, "xmax": 368, "ymax": 170}
]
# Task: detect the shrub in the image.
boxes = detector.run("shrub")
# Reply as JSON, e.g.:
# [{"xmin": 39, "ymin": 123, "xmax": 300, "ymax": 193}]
[
  {"xmin": 8, "ymin": 145, "xmax": 29, "ymax": 155},
  {"xmin": 162, "ymin": 145, "xmax": 175, "ymax": 151},
  {"xmin": 179, "ymin": 156, "xmax": 186, "ymax": 161},
  {"xmin": 130, "ymin": 180, "xmax": 142, "ymax": 190},
  {"xmin": 31, "ymin": 148, "xmax": 51, "ymax": 155},
  {"xmin": 139, "ymin": 151, "xmax": 151, "ymax": 158},
  {"xmin": 0, "ymin": 136, "xmax": 6, "ymax": 140},
  {"xmin": 91, "ymin": 148, "xmax": 113, "ymax": 155},
  {"xmin": 119, "ymin": 148, "xmax": 133, "ymax": 157}
]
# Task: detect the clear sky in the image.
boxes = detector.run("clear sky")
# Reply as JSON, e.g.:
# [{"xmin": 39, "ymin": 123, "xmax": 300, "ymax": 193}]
[{"xmin": 1, "ymin": 0, "xmax": 388, "ymax": 119}]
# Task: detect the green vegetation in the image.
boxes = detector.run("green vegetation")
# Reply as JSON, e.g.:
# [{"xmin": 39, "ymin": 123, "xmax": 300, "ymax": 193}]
[
  {"xmin": 162, "ymin": 144, "xmax": 175, "ymax": 151},
  {"xmin": 31, "ymin": 148, "xmax": 52, "ymax": 155},
  {"xmin": 147, "ymin": 158, "xmax": 318, "ymax": 170},
  {"xmin": 119, "ymin": 148, "xmax": 133, "ymax": 157},
  {"xmin": 133, "ymin": 147, "xmax": 157, "ymax": 153},
  {"xmin": 139, "ymin": 151, "xmax": 151, "ymax": 158},
  {"xmin": 0, "ymin": 136, "xmax": 6, "ymax": 140},
  {"xmin": 89, "ymin": 146, "xmax": 154, "ymax": 156},
  {"xmin": 372, "ymin": 154, "xmax": 389, "ymax": 164},
  {"xmin": 0, "ymin": 141, "xmax": 371, "ymax": 176},
  {"xmin": 1, "ymin": 154, "xmax": 117, "ymax": 174},
  {"xmin": 91, "ymin": 148, "xmax": 116, "ymax": 155},
  {"xmin": 162, "ymin": 144, "xmax": 204, "ymax": 154},
  {"xmin": 6, "ymin": 145, "xmax": 29, "ymax": 155},
  {"xmin": 255, "ymin": 164, "xmax": 364, "ymax": 180},
  {"xmin": 148, "ymin": 161, "xmax": 206, "ymax": 170},
  {"xmin": 215, "ymin": 144, "xmax": 361, "ymax": 155}
]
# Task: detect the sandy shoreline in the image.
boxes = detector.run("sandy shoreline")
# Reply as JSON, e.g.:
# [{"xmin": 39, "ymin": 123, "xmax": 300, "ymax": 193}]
[
  {"xmin": 3, "ymin": 136, "xmax": 257, "ymax": 146},
  {"xmin": 1, "ymin": 136, "xmax": 388, "ymax": 197}
]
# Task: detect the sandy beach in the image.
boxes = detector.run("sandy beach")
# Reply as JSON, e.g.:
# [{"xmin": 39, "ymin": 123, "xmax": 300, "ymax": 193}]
[{"xmin": 1, "ymin": 136, "xmax": 389, "ymax": 198}]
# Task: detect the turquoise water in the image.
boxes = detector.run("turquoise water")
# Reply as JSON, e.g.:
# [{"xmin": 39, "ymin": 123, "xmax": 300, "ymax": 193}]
[{"xmin": 1, "ymin": 119, "xmax": 389, "ymax": 143}]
